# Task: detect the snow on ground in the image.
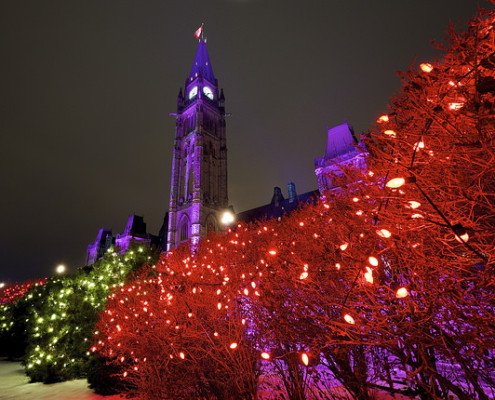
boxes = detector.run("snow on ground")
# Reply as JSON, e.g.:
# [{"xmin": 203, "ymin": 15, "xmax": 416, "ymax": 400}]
[
  {"xmin": 0, "ymin": 360, "xmax": 428, "ymax": 400},
  {"xmin": 257, "ymin": 362, "xmax": 417, "ymax": 400},
  {"xmin": 0, "ymin": 361, "xmax": 124, "ymax": 400},
  {"xmin": 0, "ymin": 359, "xmax": 413, "ymax": 400}
]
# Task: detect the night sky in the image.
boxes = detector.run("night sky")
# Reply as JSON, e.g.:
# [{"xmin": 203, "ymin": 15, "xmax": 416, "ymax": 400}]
[{"xmin": 0, "ymin": 1, "xmax": 484, "ymax": 281}]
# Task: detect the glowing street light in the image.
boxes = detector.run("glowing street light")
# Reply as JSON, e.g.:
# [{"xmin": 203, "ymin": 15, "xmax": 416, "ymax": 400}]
[
  {"xmin": 55, "ymin": 264, "xmax": 66, "ymax": 274},
  {"xmin": 220, "ymin": 210, "xmax": 235, "ymax": 226},
  {"xmin": 0, "ymin": 282, "xmax": 5, "ymax": 289}
]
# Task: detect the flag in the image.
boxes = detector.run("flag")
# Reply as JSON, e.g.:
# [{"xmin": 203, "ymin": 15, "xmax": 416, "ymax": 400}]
[{"xmin": 194, "ymin": 24, "xmax": 203, "ymax": 40}]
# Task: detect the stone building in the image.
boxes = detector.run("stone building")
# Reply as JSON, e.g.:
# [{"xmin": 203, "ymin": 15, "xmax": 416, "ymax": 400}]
[
  {"xmin": 86, "ymin": 228, "xmax": 113, "ymax": 265},
  {"xmin": 314, "ymin": 122, "xmax": 366, "ymax": 193},
  {"xmin": 86, "ymin": 36, "xmax": 362, "ymax": 263},
  {"xmin": 114, "ymin": 214, "xmax": 157, "ymax": 253},
  {"xmin": 86, "ymin": 214, "xmax": 162, "ymax": 265},
  {"xmin": 166, "ymin": 38, "xmax": 228, "ymax": 250}
]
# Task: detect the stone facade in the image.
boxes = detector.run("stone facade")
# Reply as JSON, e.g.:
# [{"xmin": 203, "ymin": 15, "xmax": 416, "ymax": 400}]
[
  {"xmin": 166, "ymin": 38, "xmax": 228, "ymax": 250},
  {"xmin": 86, "ymin": 214, "xmax": 163, "ymax": 265},
  {"xmin": 314, "ymin": 122, "xmax": 366, "ymax": 193},
  {"xmin": 114, "ymin": 214, "xmax": 154, "ymax": 253},
  {"xmin": 86, "ymin": 228, "xmax": 113, "ymax": 265}
]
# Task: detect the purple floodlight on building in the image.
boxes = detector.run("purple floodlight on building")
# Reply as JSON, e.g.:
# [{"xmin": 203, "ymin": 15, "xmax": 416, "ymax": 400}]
[
  {"xmin": 115, "ymin": 214, "xmax": 152, "ymax": 253},
  {"xmin": 324, "ymin": 122, "xmax": 358, "ymax": 159},
  {"xmin": 86, "ymin": 228, "xmax": 113, "ymax": 265},
  {"xmin": 188, "ymin": 39, "xmax": 216, "ymax": 84},
  {"xmin": 314, "ymin": 122, "xmax": 367, "ymax": 193},
  {"xmin": 167, "ymin": 36, "xmax": 229, "ymax": 251},
  {"xmin": 86, "ymin": 214, "xmax": 163, "ymax": 265}
]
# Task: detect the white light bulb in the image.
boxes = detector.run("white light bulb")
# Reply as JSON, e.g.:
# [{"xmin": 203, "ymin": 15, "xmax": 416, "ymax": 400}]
[
  {"xmin": 55, "ymin": 264, "xmax": 66, "ymax": 274},
  {"xmin": 386, "ymin": 177, "xmax": 405, "ymax": 188},
  {"xmin": 221, "ymin": 210, "xmax": 235, "ymax": 226},
  {"xmin": 344, "ymin": 314, "xmax": 355, "ymax": 325},
  {"xmin": 396, "ymin": 287, "xmax": 409, "ymax": 298},
  {"xmin": 420, "ymin": 63, "xmax": 433, "ymax": 73}
]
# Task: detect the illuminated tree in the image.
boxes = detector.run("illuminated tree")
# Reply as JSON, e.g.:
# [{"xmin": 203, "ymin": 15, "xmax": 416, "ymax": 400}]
[
  {"xmin": 78, "ymin": 5, "xmax": 495, "ymax": 399},
  {"xmin": 360, "ymin": 7, "xmax": 495, "ymax": 398},
  {"xmin": 0, "ymin": 279, "xmax": 47, "ymax": 305},
  {"xmin": 23, "ymin": 245, "xmax": 155, "ymax": 383},
  {"xmin": 246, "ymin": 200, "xmax": 376, "ymax": 400},
  {"xmin": 0, "ymin": 279, "xmax": 47, "ymax": 360},
  {"xmin": 94, "ymin": 242, "xmax": 261, "ymax": 400}
]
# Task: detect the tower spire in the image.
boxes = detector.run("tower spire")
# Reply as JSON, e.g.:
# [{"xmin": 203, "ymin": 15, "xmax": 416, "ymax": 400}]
[
  {"xmin": 167, "ymin": 32, "xmax": 228, "ymax": 251},
  {"xmin": 188, "ymin": 34, "xmax": 215, "ymax": 84}
]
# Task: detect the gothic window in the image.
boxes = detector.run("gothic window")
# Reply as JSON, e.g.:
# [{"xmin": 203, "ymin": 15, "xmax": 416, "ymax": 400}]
[
  {"xmin": 187, "ymin": 116, "xmax": 196, "ymax": 133},
  {"xmin": 179, "ymin": 158, "xmax": 186, "ymax": 200},
  {"xmin": 179, "ymin": 218, "xmax": 189, "ymax": 242},
  {"xmin": 187, "ymin": 168, "xmax": 194, "ymax": 200},
  {"xmin": 325, "ymin": 176, "xmax": 332, "ymax": 189},
  {"xmin": 184, "ymin": 117, "xmax": 195, "ymax": 134}
]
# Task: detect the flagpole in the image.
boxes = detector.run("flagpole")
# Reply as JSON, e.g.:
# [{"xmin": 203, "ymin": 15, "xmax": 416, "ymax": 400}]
[{"xmin": 194, "ymin": 23, "xmax": 204, "ymax": 42}]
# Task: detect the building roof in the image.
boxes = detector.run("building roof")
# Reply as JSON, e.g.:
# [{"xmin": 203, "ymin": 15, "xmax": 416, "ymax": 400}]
[
  {"xmin": 324, "ymin": 122, "xmax": 358, "ymax": 159},
  {"xmin": 122, "ymin": 214, "xmax": 147, "ymax": 236},
  {"xmin": 236, "ymin": 189, "xmax": 319, "ymax": 223},
  {"xmin": 87, "ymin": 228, "xmax": 112, "ymax": 250},
  {"xmin": 95, "ymin": 228, "xmax": 112, "ymax": 243},
  {"xmin": 188, "ymin": 39, "xmax": 215, "ymax": 84}
]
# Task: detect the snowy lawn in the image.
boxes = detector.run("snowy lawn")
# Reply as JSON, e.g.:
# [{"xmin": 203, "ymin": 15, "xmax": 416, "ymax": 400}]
[
  {"xmin": 0, "ymin": 359, "xmax": 413, "ymax": 400},
  {"xmin": 0, "ymin": 361, "xmax": 125, "ymax": 400},
  {"xmin": 0, "ymin": 360, "xmax": 443, "ymax": 400}
]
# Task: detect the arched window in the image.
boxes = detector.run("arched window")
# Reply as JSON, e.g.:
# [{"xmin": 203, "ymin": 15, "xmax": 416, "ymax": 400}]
[
  {"xmin": 187, "ymin": 168, "xmax": 194, "ymax": 199},
  {"xmin": 179, "ymin": 218, "xmax": 189, "ymax": 242}
]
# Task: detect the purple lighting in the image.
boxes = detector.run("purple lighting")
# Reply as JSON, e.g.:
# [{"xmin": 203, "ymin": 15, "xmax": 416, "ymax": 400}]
[
  {"xmin": 188, "ymin": 39, "xmax": 215, "ymax": 84},
  {"xmin": 314, "ymin": 122, "xmax": 366, "ymax": 193},
  {"xmin": 167, "ymin": 38, "xmax": 228, "ymax": 250}
]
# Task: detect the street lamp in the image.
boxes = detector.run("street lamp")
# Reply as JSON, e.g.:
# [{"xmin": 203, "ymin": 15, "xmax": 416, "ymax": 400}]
[
  {"xmin": 220, "ymin": 210, "xmax": 235, "ymax": 226},
  {"xmin": 0, "ymin": 282, "xmax": 5, "ymax": 289},
  {"xmin": 55, "ymin": 264, "xmax": 66, "ymax": 275}
]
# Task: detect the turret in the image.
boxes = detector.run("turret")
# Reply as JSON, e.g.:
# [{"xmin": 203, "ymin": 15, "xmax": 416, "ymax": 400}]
[
  {"xmin": 287, "ymin": 182, "xmax": 297, "ymax": 203},
  {"xmin": 271, "ymin": 187, "xmax": 285, "ymax": 207},
  {"xmin": 177, "ymin": 88, "xmax": 184, "ymax": 112},
  {"xmin": 219, "ymin": 89, "xmax": 225, "ymax": 111}
]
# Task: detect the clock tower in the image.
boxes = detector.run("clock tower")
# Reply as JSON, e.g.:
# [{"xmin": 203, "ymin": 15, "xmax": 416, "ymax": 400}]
[{"xmin": 166, "ymin": 37, "xmax": 228, "ymax": 250}]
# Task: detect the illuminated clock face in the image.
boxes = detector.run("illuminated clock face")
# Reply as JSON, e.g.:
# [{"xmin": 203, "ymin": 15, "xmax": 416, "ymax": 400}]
[
  {"xmin": 203, "ymin": 86, "xmax": 214, "ymax": 100},
  {"xmin": 188, "ymin": 86, "xmax": 198, "ymax": 100}
]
